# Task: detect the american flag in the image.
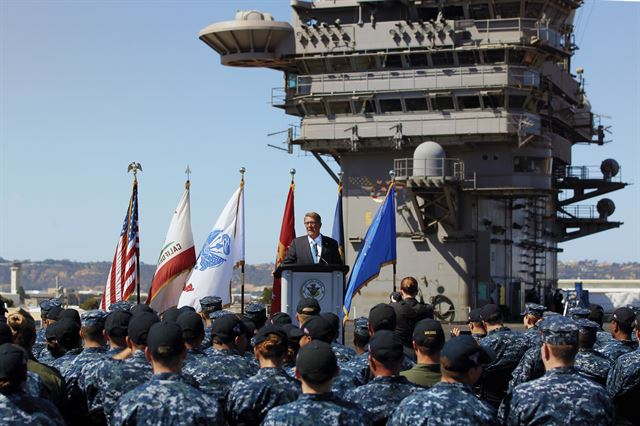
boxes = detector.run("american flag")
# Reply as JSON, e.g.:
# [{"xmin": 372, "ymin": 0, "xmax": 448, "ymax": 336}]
[{"xmin": 100, "ymin": 179, "xmax": 139, "ymax": 310}]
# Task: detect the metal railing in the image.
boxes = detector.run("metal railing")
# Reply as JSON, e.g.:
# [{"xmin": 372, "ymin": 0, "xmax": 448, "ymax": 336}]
[
  {"xmin": 474, "ymin": 18, "xmax": 569, "ymax": 52},
  {"xmin": 557, "ymin": 205, "xmax": 598, "ymax": 219},
  {"xmin": 394, "ymin": 158, "xmax": 465, "ymax": 181},
  {"xmin": 554, "ymin": 165, "xmax": 624, "ymax": 183}
]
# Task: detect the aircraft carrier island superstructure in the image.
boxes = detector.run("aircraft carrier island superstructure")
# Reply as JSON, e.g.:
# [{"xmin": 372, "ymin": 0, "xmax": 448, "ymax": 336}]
[{"xmin": 199, "ymin": 1, "xmax": 627, "ymax": 320}]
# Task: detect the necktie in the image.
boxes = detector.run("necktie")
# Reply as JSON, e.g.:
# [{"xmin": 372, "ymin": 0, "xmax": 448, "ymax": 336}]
[{"xmin": 312, "ymin": 243, "xmax": 319, "ymax": 264}]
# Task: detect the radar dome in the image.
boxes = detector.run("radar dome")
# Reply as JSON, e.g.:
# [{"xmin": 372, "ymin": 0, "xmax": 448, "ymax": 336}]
[
  {"xmin": 596, "ymin": 198, "xmax": 615, "ymax": 219},
  {"xmin": 412, "ymin": 141, "xmax": 447, "ymax": 177},
  {"xmin": 600, "ymin": 159, "xmax": 620, "ymax": 180}
]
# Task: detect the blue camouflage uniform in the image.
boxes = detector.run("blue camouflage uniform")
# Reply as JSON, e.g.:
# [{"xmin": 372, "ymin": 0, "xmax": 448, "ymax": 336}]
[
  {"xmin": 522, "ymin": 325, "xmax": 542, "ymax": 350},
  {"xmin": 182, "ymin": 347, "xmax": 209, "ymax": 373},
  {"xmin": 0, "ymin": 393, "xmax": 56, "ymax": 426},
  {"xmin": 32, "ymin": 328, "xmax": 48, "ymax": 359},
  {"xmin": 332, "ymin": 342, "xmax": 356, "ymax": 363},
  {"xmin": 478, "ymin": 326, "xmax": 529, "ymax": 405},
  {"xmin": 224, "ymin": 367, "xmax": 300, "ymax": 425},
  {"xmin": 508, "ymin": 344, "xmax": 545, "ymax": 390},
  {"xmin": 574, "ymin": 348, "xmax": 611, "ymax": 386},
  {"xmin": 36, "ymin": 347, "xmax": 58, "ymax": 365},
  {"xmin": 4, "ymin": 391, "xmax": 65, "ymax": 426},
  {"xmin": 262, "ymin": 392, "xmax": 372, "ymax": 426},
  {"xmin": 343, "ymin": 375, "xmax": 420, "ymax": 424},
  {"xmin": 93, "ymin": 349, "xmax": 154, "ymax": 419},
  {"xmin": 499, "ymin": 316, "xmax": 614, "ymax": 425},
  {"xmin": 187, "ymin": 348, "xmax": 256, "ymax": 402},
  {"xmin": 388, "ymin": 381, "xmax": 498, "ymax": 426},
  {"xmin": 50, "ymin": 347, "xmax": 83, "ymax": 377},
  {"xmin": 340, "ymin": 350, "xmax": 414, "ymax": 386},
  {"xmin": 500, "ymin": 366, "xmax": 614, "ymax": 425},
  {"xmin": 594, "ymin": 330, "xmax": 614, "ymax": 350},
  {"xmin": 201, "ymin": 325, "xmax": 213, "ymax": 348},
  {"xmin": 598, "ymin": 338, "xmax": 637, "ymax": 361},
  {"xmin": 606, "ymin": 346, "xmax": 640, "ymax": 424},
  {"xmin": 111, "ymin": 372, "xmax": 223, "ymax": 426}
]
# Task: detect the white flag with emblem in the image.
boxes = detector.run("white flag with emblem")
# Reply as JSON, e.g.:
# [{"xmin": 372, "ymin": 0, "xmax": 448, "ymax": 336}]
[{"xmin": 178, "ymin": 182, "xmax": 244, "ymax": 311}]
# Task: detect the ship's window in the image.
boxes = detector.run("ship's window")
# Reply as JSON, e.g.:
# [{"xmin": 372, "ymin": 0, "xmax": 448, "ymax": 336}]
[
  {"xmin": 457, "ymin": 50, "xmax": 479, "ymax": 66},
  {"xmin": 379, "ymin": 99, "xmax": 403, "ymax": 113},
  {"xmin": 524, "ymin": 1, "xmax": 544, "ymax": 18},
  {"xmin": 330, "ymin": 57, "xmax": 351, "ymax": 72},
  {"xmin": 431, "ymin": 51, "xmax": 454, "ymax": 66},
  {"xmin": 508, "ymin": 50, "xmax": 526, "ymax": 65},
  {"xmin": 494, "ymin": 2, "xmax": 521, "ymax": 18},
  {"xmin": 353, "ymin": 56, "xmax": 377, "ymax": 71},
  {"xmin": 484, "ymin": 49, "xmax": 505, "ymax": 64},
  {"xmin": 383, "ymin": 55, "xmax": 403, "ymax": 69},
  {"xmin": 328, "ymin": 101, "xmax": 351, "ymax": 115},
  {"xmin": 408, "ymin": 53, "xmax": 428, "ymax": 67},
  {"xmin": 508, "ymin": 95, "xmax": 528, "ymax": 109},
  {"xmin": 405, "ymin": 97, "xmax": 429, "ymax": 111},
  {"xmin": 469, "ymin": 3, "xmax": 491, "ymax": 20},
  {"xmin": 354, "ymin": 99, "xmax": 375, "ymax": 114},
  {"xmin": 482, "ymin": 94, "xmax": 504, "ymax": 109},
  {"xmin": 514, "ymin": 157, "xmax": 549, "ymax": 173},
  {"xmin": 418, "ymin": 7, "xmax": 439, "ymax": 21},
  {"xmin": 304, "ymin": 102, "xmax": 326, "ymax": 116},
  {"xmin": 432, "ymin": 95, "xmax": 455, "ymax": 111},
  {"xmin": 443, "ymin": 5, "xmax": 465, "ymax": 20},
  {"xmin": 458, "ymin": 95, "xmax": 481, "ymax": 110},
  {"xmin": 304, "ymin": 59, "xmax": 325, "ymax": 74},
  {"xmin": 297, "ymin": 77, "xmax": 312, "ymax": 95}
]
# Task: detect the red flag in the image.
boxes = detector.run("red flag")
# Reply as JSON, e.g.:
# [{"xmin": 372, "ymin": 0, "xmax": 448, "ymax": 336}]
[
  {"xmin": 272, "ymin": 181, "xmax": 295, "ymax": 314},
  {"xmin": 101, "ymin": 179, "xmax": 139, "ymax": 310}
]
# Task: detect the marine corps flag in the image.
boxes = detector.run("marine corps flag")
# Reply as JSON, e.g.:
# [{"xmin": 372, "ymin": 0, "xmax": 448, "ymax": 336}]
[
  {"xmin": 147, "ymin": 180, "xmax": 196, "ymax": 314},
  {"xmin": 343, "ymin": 182, "xmax": 396, "ymax": 323},
  {"xmin": 178, "ymin": 179, "xmax": 245, "ymax": 311},
  {"xmin": 271, "ymin": 177, "xmax": 295, "ymax": 314},
  {"xmin": 100, "ymin": 178, "xmax": 140, "ymax": 310}
]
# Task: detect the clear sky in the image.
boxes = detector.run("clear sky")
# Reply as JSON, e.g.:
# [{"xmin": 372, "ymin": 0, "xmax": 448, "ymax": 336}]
[{"xmin": 1, "ymin": 0, "xmax": 638, "ymax": 266}]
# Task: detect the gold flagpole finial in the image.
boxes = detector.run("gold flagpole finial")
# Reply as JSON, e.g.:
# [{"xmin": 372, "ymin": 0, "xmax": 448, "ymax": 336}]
[
  {"xmin": 128, "ymin": 162, "xmax": 142, "ymax": 181},
  {"xmin": 185, "ymin": 165, "xmax": 191, "ymax": 189},
  {"xmin": 239, "ymin": 167, "xmax": 246, "ymax": 183}
]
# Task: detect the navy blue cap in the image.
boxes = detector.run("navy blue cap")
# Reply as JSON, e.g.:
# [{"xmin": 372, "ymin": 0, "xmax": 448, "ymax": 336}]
[
  {"xmin": 368, "ymin": 304, "xmax": 396, "ymax": 332},
  {"xmin": 104, "ymin": 310, "xmax": 132, "ymax": 337},
  {"xmin": 283, "ymin": 324, "xmax": 304, "ymax": 343},
  {"xmin": 353, "ymin": 317, "xmax": 369, "ymax": 337},
  {"xmin": 441, "ymin": 335, "xmax": 494, "ymax": 372},
  {"xmin": 539, "ymin": 315, "xmax": 579, "ymax": 345},
  {"xmin": 296, "ymin": 340, "xmax": 337, "ymax": 377},
  {"xmin": 612, "ymin": 307, "xmax": 635, "ymax": 326},
  {"xmin": 162, "ymin": 307, "xmax": 181, "ymax": 322},
  {"xmin": 254, "ymin": 324, "xmax": 288, "ymax": 346},
  {"xmin": 0, "ymin": 343, "xmax": 27, "ymax": 381},
  {"xmin": 302, "ymin": 316, "xmax": 334, "ymax": 343},
  {"xmin": 128, "ymin": 312, "xmax": 160, "ymax": 345},
  {"xmin": 46, "ymin": 319, "xmax": 80, "ymax": 346},
  {"xmin": 147, "ymin": 321, "xmax": 184, "ymax": 358},
  {"xmin": 108, "ymin": 301, "xmax": 133, "ymax": 312},
  {"xmin": 413, "ymin": 318, "xmax": 445, "ymax": 349},
  {"xmin": 369, "ymin": 329, "xmax": 404, "ymax": 362},
  {"xmin": 270, "ymin": 312, "xmax": 292, "ymax": 326},
  {"xmin": 568, "ymin": 307, "xmax": 590, "ymax": 320},
  {"xmin": 0, "ymin": 323, "xmax": 12, "ymax": 345},
  {"xmin": 467, "ymin": 308, "xmax": 482, "ymax": 323},
  {"xmin": 521, "ymin": 303, "xmax": 547, "ymax": 318},
  {"xmin": 59, "ymin": 309, "xmax": 81, "ymax": 325},
  {"xmin": 297, "ymin": 298, "xmax": 321, "ymax": 315},
  {"xmin": 480, "ymin": 304, "xmax": 502, "ymax": 322},
  {"xmin": 81, "ymin": 310, "xmax": 108, "ymax": 328},
  {"xmin": 47, "ymin": 306, "xmax": 64, "ymax": 321},
  {"xmin": 320, "ymin": 312, "xmax": 340, "ymax": 335},
  {"xmin": 130, "ymin": 304, "xmax": 155, "ymax": 315},
  {"xmin": 211, "ymin": 314, "xmax": 247, "ymax": 340},
  {"xmin": 176, "ymin": 311, "xmax": 205, "ymax": 340}
]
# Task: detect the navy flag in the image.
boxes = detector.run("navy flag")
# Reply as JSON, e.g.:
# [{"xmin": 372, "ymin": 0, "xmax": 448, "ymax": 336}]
[{"xmin": 343, "ymin": 182, "xmax": 396, "ymax": 322}]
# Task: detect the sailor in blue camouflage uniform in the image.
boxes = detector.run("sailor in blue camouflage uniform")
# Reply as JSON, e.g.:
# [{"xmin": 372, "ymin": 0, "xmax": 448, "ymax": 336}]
[
  {"xmin": 599, "ymin": 307, "xmax": 638, "ymax": 361},
  {"xmin": 574, "ymin": 318, "xmax": 611, "ymax": 386},
  {"xmin": 0, "ymin": 393, "xmax": 49, "ymax": 426},
  {"xmin": 586, "ymin": 304, "xmax": 614, "ymax": 350},
  {"xmin": 108, "ymin": 300, "xmax": 133, "ymax": 313},
  {"xmin": 225, "ymin": 325, "xmax": 300, "ymax": 425},
  {"xmin": 477, "ymin": 304, "xmax": 529, "ymax": 407},
  {"xmin": 499, "ymin": 315, "xmax": 614, "ymax": 425},
  {"xmin": 36, "ymin": 305, "xmax": 64, "ymax": 364},
  {"xmin": 111, "ymin": 321, "xmax": 223, "ymax": 425},
  {"xmin": 0, "ymin": 343, "xmax": 64, "ymax": 426},
  {"xmin": 49, "ymin": 318, "xmax": 83, "ymax": 375},
  {"xmin": 521, "ymin": 303, "xmax": 545, "ymax": 349},
  {"xmin": 262, "ymin": 340, "xmax": 371, "ymax": 426},
  {"xmin": 388, "ymin": 334, "xmax": 497, "ymax": 426},
  {"xmin": 568, "ymin": 306, "xmax": 590, "ymax": 320},
  {"xmin": 322, "ymin": 312, "xmax": 356, "ymax": 362},
  {"xmin": 33, "ymin": 299, "xmax": 61, "ymax": 357},
  {"xmin": 176, "ymin": 310, "xmax": 209, "ymax": 371},
  {"xmin": 194, "ymin": 313, "xmax": 256, "ymax": 401},
  {"xmin": 199, "ymin": 296, "xmax": 222, "ymax": 348},
  {"xmin": 91, "ymin": 311, "xmax": 159, "ymax": 422},
  {"xmin": 607, "ymin": 312, "xmax": 640, "ymax": 425},
  {"xmin": 344, "ymin": 330, "xmax": 420, "ymax": 425}
]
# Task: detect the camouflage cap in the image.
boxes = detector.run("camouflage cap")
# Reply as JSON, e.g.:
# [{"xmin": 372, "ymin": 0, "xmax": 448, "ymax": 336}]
[
  {"xmin": 540, "ymin": 315, "xmax": 579, "ymax": 345},
  {"xmin": 543, "ymin": 311, "xmax": 560, "ymax": 318},
  {"xmin": 81, "ymin": 310, "xmax": 108, "ymax": 328},
  {"xmin": 108, "ymin": 301, "xmax": 133, "ymax": 313},
  {"xmin": 568, "ymin": 307, "xmax": 590, "ymax": 320},
  {"xmin": 521, "ymin": 303, "xmax": 547, "ymax": 318},
  {"xmin": 575, "ymin": 319, "xmax": 599, "ymax": 335},
  {"xmin": 353, "ymin": 317, "xmax": 369, "ymax": 337},
  {"xmin": 200, "ymin": 296, "xmax": 222, "ymax": 314},
  {"xmin": 210, "ymin": 309, "xmax": 233, "ymax": 321},
  {"xmin": 39, "ymin": 298, "xmax": 62, "ymax": 314}
]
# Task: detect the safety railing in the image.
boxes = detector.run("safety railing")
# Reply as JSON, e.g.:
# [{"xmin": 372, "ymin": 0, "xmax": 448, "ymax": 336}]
[{"xmin": 394, "ymin": 158, "xmax": 465, "ymax": 181}]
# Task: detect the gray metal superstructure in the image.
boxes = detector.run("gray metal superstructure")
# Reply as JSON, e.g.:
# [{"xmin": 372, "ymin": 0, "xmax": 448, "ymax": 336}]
[{"xmin": 199, "ymin": 2, "xmax": 626, "ymax": 320}]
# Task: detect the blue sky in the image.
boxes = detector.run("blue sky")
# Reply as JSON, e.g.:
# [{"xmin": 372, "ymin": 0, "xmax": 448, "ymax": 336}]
[{"xmin": 1, "ymin": 0, "xmax": 638, "ymax": 265}]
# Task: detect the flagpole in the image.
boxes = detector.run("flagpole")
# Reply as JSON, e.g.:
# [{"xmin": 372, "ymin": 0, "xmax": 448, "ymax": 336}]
[
  {"xmin": 390, "ymin": 169, "xmax": 397, "ymax": 292},
  {"xmin": 239, "ymin": 167, "xmax": 246, "ymax": 315},
  {"xmin": 128, "ymin": 162, "xmax": 143, "ymax": 305}
]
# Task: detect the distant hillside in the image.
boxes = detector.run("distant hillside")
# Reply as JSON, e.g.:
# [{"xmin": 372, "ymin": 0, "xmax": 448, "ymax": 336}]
[{"xmin": 0, "ymin": 257, "xmax": 637, "ymax": 291}]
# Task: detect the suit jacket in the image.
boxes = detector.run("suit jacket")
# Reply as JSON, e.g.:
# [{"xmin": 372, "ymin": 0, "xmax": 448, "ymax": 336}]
[{"xmin": 282, "ymin": 235, "xmax": 343, "ymax": 266}]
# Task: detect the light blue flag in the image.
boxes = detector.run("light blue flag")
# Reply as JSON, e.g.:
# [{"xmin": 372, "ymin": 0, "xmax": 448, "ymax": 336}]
[{"xmin": 343, "ymin": 183, "xmax": 396, "ymax": 322}]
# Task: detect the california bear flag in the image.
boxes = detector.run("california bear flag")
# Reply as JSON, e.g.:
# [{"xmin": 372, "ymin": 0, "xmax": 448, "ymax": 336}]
[
  {"xmin": 147, "ymin": 181, "xmax": 196, "ymax": 314},
  {"xmin": 178, "ymin": 181, "xmax": 244, "ymax": 311}
]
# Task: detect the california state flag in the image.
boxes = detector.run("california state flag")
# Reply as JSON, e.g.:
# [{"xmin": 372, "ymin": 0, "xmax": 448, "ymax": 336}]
[
  {"xmin": 147, "ymin": 181, "xmax": 196, "ymax": 314},
  {"xmin": 178, "ymin": 180, "xmax": 244, "ymax": 311}
]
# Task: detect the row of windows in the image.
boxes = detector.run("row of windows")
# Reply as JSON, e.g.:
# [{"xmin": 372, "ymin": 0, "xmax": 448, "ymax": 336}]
[
  {"xmin": 302, "ymin": 48, "xmax": 537, "ymax": 74},
  {"xmin": 299, "ymin": 93, "xmax": 530, "ymax": 116}
]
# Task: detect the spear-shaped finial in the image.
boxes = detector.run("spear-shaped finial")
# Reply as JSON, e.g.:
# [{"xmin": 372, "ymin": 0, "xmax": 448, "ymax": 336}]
[{"xmin": 185, "ymin": 165, "xmax": 191, "ymax": 189}]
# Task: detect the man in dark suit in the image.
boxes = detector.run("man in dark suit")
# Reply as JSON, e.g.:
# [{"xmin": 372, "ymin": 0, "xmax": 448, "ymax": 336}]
[{"xmin": 282, "ymin": 212, "xmax": 343, "ymax": 266}]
